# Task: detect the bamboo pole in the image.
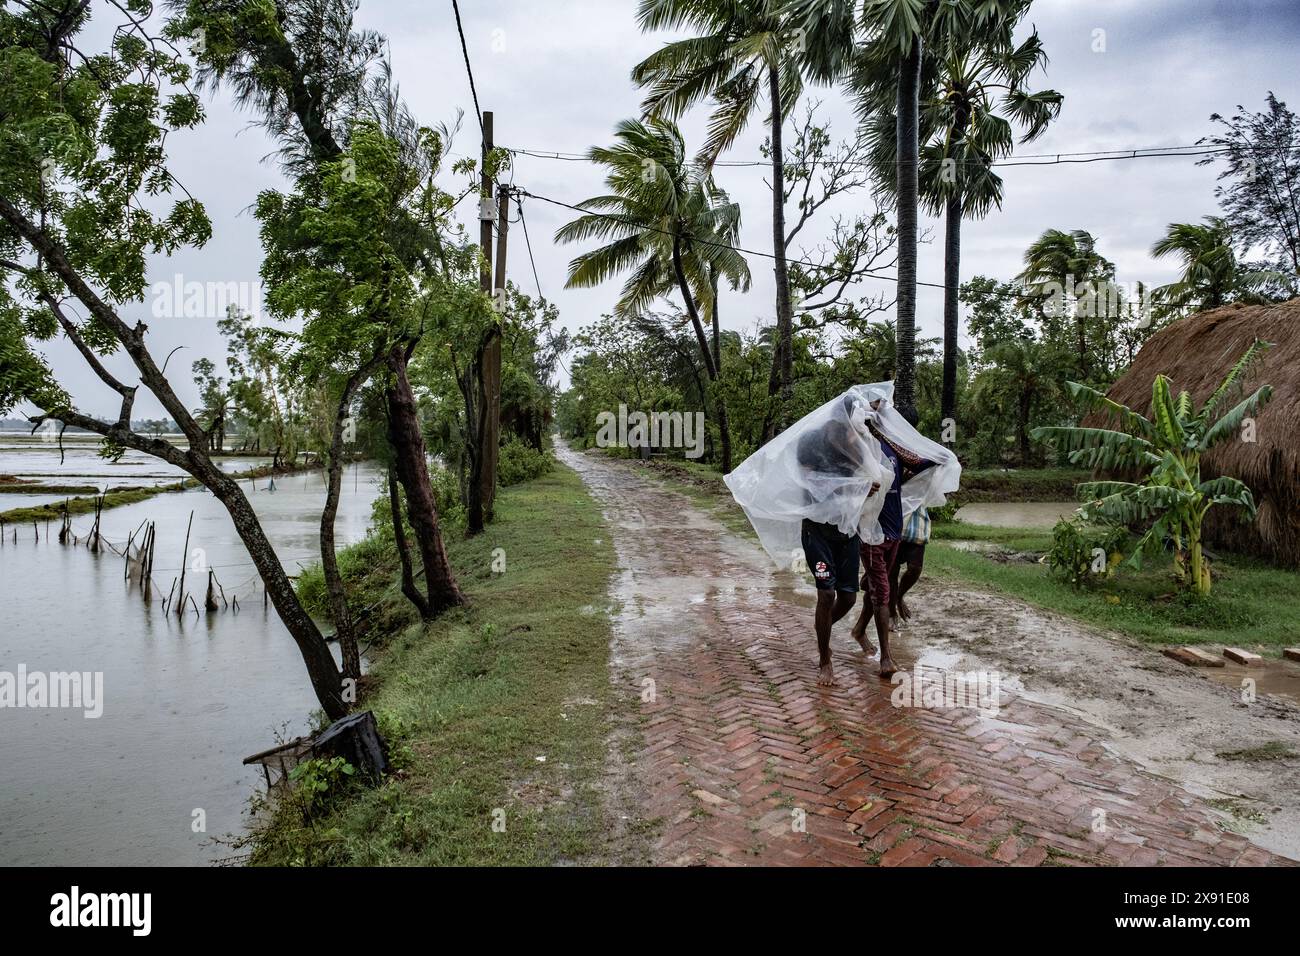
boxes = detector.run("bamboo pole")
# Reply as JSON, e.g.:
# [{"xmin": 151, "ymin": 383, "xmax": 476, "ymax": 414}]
[{"xmin": 176, "ymin": 510, "xmax": 194, "ymax": 618}]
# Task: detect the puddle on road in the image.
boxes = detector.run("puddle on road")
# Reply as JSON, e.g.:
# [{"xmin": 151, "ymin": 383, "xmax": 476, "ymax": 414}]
[{"xmin": 1200, "ymin": 656, "xmax": 1300, "ymax": 707}]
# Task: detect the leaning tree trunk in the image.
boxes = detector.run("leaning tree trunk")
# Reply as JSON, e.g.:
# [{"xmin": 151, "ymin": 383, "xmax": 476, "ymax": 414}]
[
  {"xmin": 387, "ymin": 468, "xmax": 432, "ymax": 620},
  {"xmin": 941, "ymin": 192, "xmax": 961, "ymax": 429},
  {"xmin": 764, "ymin": 61, "xmax": 794, "ymax": 441},
  {"xmin": 320, "ymin": 358, "xmax": 382, "ymax": 681},
  {"xmin": 0, "ymin": 193, "xmax": 347, "ymax": 721},
  {"xmin": 206, "ymin": 466, "xmax": 347, "ymax": 719},
  {"xmin": 893, "ymin": 34, "xmax": 922, "ymax": 416},
  {"xmin": 384, "ymin": 343, "xmax": 465, "ymax": 614}
]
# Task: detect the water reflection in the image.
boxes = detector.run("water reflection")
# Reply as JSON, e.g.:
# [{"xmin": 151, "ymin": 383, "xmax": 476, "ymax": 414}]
[{"xmin": 0, "ymin": 458, "xmax": 382, "ymax": 866}]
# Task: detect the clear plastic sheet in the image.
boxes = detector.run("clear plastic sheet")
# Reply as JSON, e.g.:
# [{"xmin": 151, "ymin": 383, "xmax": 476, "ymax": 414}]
[
  {"xmin": 848, "ymin": 381, "xmax": 962, "ymax": 520},
  {"xmin": 723, "ymin": 381, "xmax": 961, "ymax": 568}
]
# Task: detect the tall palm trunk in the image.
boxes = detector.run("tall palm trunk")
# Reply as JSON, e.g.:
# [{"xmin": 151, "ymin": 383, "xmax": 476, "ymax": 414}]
[
  {"xmin": 710, "ymin": 269, "xmax": 732, "ymax": 473},
  {"xmin": 672, "ymin": 237, "xmax": 732, "ymax": 471},
  {"xmin": 1018, "ymin": 387, "xmax": 1032, "ymax": 465},
  {"xmin": 894, "ymin": 34, "xmax": 922, "ymax": 416},
  {"xmin": 671, "ymin": 237, "xmax": 718, "ymax": 380},
  {"xmin": 941, "ymin": 193, "xmax": 961, "ymax": 427},
  {"xmin": 763, "ymin": 62, "xmax": 794, "ymax": 442}
]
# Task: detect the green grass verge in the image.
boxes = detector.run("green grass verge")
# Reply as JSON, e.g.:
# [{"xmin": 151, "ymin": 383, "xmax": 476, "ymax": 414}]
[
  {"xmin": 926, "ymin": 533, "xmax": 1300, "ymax": 651},
  {"xmin": 588, "ymin": 448, "xmax": 1300, "ymax": 654},
  {"xmin": 249, "ymin": 459, "xmax": 630, "ymax": 866},
  {"xmin": 0, "ymin": 485, "xmax": 162, "ymax": 524},
  {"xmin": 0, "ymin": 462, "xmax": 320, "ymax": 525},
  {"xmin": 0, "ymin": 481, "xmax": 100, "ymax": 495}
]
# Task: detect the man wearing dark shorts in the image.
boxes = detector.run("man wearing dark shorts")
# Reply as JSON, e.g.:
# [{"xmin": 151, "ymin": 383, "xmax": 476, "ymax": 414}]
[{"xmin": 796, "ymin": 401, "xmax": 877, "ymax": 687}]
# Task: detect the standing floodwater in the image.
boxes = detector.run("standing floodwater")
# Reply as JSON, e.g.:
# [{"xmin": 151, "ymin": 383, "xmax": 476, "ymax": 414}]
[{"xmin": 0, "ymin": 442, "xmax": 382, "ymax": 866}]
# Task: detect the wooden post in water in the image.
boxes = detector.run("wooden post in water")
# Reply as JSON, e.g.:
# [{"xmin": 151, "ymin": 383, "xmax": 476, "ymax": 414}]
[
  {"xmin": 88, "ymin": 495, "xmax": 103, "ymax": 552},
  {"xmin": 205, "ymin": 569, "xmax": 218, "ymax": 612},
  {"xmin": 176, "ymin": 510, "xmax": 194, "ymax": 618},
  {"xmin": 144, "ymin": 522, "xmax": 157, "ymax": 596}
]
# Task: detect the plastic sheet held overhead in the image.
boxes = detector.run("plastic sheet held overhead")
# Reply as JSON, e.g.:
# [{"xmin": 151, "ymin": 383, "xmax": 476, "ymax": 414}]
[
  {"xmin": 723, "ymin": 381, "xmax": 961, "ymax": 568},
  {"xmin": 848, "ymin": 381, "xmax": 962, "ymax": 520}
]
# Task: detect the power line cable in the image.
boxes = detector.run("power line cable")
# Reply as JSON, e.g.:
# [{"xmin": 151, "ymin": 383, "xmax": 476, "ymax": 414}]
[
  {"xmin": 507, "ymin": 141, "xmax": 1300, "ymax": 171},
  {"xmin": 515, "ymin": 186, "xmax": 1166, "ymax": 308},
  {"xmin": 451, "ymin": 0, "xmax": 485, "ymax": 143},
  {"xmin": 515, "ymin": 186, "xmax": 955, "ymax": 295},
  {"xmin": 516, "ymin": 194, "xmax": 546, "ymax": 302}
]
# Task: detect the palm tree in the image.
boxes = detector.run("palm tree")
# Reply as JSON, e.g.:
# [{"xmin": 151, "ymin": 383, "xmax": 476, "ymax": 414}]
[
  {"xmin": 1151, "ymin": 216, "xmax": 1284, "ymax": 319},
  {"xmin": 1033, "ymin": 342, "xmax": 1273, "ymax": 595},
  {"xmin": 555, "ymin": 117, "xmax": 750, "ymax": 470},
  {"xmin": 816, "ymin": 0, "xmax": 1027, "ymax": 418},
  {"xmin": 924, "ymin": 15, "xmax": 1061, "ymax": 428},
  {"xmin": 1016, "ymin": 228, "xmax": 1116, "ymax": 383},
  {"xmin": 630, "ymin": 0, "xmax": 806, "ymax": 441},
  {"xmin": 848, "ymin": 0, "xmax": 930, "ymax": 419}
]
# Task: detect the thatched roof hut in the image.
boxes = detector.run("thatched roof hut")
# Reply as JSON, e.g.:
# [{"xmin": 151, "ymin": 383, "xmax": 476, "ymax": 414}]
[{"xmin": 1085, "ymin": 299, "xmax": 1300, "ymax": 566}]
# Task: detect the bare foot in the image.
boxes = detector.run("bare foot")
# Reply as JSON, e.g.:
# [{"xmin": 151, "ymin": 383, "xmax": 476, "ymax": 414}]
[
  {"xmin": 897, "ymin": 597, "xmax": 911, "ymax": 621},
  {"xmin": 889, "ymin": 615, "xmax": 900, "ymax": 633},
  {"xmin": 818, "ymin": 662, "xmax": 837, "ymax": 687},
  {"xmin": 879, "ymin": 655, "xmax": 898, "ymax": 680},
  {"xmin": 851, "ymin": 627, "xmax": 877, "ymax": 656}
]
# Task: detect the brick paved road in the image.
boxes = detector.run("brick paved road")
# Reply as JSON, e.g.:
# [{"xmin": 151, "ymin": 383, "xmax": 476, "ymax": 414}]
[{"xmin": 559, "ymin": 443, "xmax": 1293, "ymax": 867}]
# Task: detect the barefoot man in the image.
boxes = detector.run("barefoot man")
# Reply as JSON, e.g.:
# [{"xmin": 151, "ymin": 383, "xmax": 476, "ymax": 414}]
[
  {"xmin": 851, "ymin": 397, "xmax": 939, "ymax": 678},
  {"xmin": 793, "ymin": 398, "xmax": 883, "ymax": 686},
  {"xmin": 723, "ymin": 383, "xmax": 958, "ymax": 686}
]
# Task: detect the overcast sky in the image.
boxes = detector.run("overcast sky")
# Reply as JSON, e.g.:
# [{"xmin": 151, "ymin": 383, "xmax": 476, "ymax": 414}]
[{"xmin": 34, "ymin": 0, "xmax": 1300, "ymax": 420}]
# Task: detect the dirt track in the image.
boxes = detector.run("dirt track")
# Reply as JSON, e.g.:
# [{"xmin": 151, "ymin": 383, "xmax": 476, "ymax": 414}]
[{"xmin": 558, "ymin": 441, "xmax": 1300, "ymax": 866}]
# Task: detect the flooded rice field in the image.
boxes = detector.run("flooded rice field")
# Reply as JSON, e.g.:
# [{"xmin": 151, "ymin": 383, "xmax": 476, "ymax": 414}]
[
  {"xmin": 0, "ymin": 431, "xmax": 381, "ymax": 865},
  {"xmin": 955, "ymin": 501, "xmax": 1079, "ymax": 528}
]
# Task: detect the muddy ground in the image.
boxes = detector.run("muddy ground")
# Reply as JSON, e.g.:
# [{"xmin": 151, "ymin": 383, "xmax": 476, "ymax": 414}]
[{"xmin": 563, "ymin": 442, "xmax": 1300, "ymax": 862}]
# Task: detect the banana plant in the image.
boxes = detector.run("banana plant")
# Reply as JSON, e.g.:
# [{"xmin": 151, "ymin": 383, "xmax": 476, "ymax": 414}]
[{"xmin": 1032, "ymin": 340, "xmax": 1274, "ymax": 595}]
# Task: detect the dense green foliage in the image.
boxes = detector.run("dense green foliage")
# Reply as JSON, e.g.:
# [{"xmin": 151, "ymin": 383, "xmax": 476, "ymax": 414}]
[{"xmin": 1034, "ymin": 342, "xmax": 1274, "ymax": 595}]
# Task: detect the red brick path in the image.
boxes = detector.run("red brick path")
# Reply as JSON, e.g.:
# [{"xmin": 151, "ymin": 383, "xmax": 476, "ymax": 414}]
[{"xmin": 560, "ymin": 445, "xmax": 1293, "ymax": 867}]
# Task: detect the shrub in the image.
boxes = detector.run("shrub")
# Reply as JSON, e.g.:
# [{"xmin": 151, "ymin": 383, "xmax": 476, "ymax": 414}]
[
  {"xmin": 929, "ymin": 499, "xmax": 960, "ymax": 524},
  {"xmin": 429, "ymin": 463, "xmax": 466, "ymax": 529},
  {"xmin": 287, "ymin": 756, "xmax": 356, "ymax": 819},
  {"xmin": 498, "ymin": 436, "xmax": 553, "ymax": 487},
  {"xmin": 1046, "ymin": 518, "xmax": 1129, "ymax": 588}
]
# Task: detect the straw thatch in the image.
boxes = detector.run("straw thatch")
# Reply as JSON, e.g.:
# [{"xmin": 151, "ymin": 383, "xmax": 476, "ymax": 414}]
[{"xmin": 1084, "ymin": 299, "xmax": 1300, "ymax": 566}]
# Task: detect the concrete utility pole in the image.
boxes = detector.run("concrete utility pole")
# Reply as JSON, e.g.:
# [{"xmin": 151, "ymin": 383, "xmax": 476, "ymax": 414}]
[
  {"xmin": 483, "ymin": 180, "xmax": 509, "ymax": 520},
  {"xmin": 478, "ymin": 111, "xmax": 494, "ymax": 298},
  {"xmin": 471, "ymin": 110, "xmax": 503, "ymax": 531}
]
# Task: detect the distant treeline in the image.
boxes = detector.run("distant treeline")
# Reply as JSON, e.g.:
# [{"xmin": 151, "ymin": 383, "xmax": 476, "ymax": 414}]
[{"xmin": 0, "ymin": 418, "xmax": 180, "ymax": 434}]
